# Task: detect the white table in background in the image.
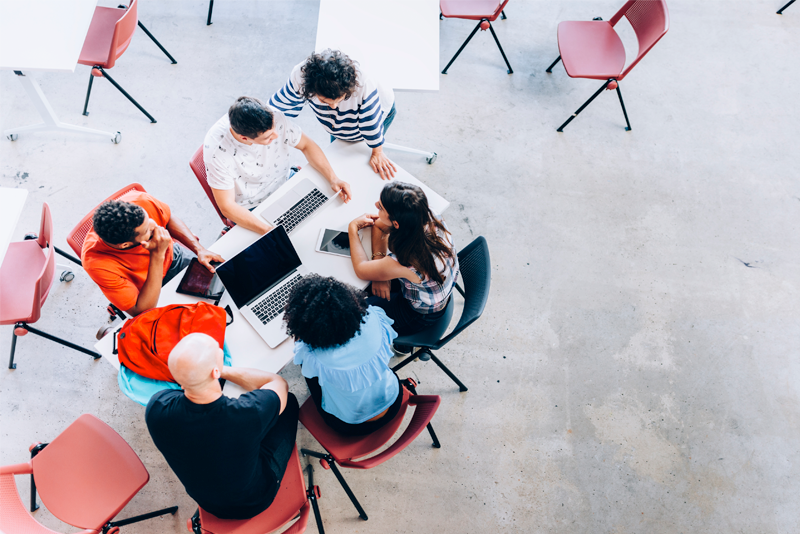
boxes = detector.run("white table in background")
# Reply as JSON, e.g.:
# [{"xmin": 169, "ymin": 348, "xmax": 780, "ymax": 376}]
[
  {"xmin": 315, "ymin": 0, "xmax": 440, "ymax": 162},
  {"xmin": 95, "ymin": 141, "xmax": 449, "ymax": 396},
  {"xmin": 0, "ymin": 187, "xmax": 29, "ymax": 264},
  {"xmin": 0, "ymin": 0, "xmax": 120, "ymax": 143}
]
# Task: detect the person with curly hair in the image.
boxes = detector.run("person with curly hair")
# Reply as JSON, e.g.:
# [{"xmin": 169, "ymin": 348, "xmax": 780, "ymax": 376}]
[
  {"xmin": 203, "ymin": 96, "xmax": 352, "ymax": 235},
  {"xmin": 284, "ymin": 274, "xmax": 403, "ymax": 436},
  {"xmin": 347, "ymin": 182, "xmax": 459, "ymax": 350},
  {"xmin": 81, "ymin": 190, "xmax": 223, "ymax": 316},
  {"xmin": 269, "ymin": 49, "xmax": 398, "ymax": 180}
]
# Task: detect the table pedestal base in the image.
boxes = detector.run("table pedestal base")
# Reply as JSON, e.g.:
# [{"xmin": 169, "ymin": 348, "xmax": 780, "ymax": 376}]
[{"xmin": 384, "ymin": 142, "xmax": 437, "ymax": 164}]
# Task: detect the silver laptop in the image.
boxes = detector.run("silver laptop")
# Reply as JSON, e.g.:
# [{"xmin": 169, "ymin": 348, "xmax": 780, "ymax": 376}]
[
  {"xmin": 215, "ymin": 226, "xmax": 307, "ymax": 348},
  {"xmin": 260, "ymin": 178, "xmax": 334, "ymax": 234}
]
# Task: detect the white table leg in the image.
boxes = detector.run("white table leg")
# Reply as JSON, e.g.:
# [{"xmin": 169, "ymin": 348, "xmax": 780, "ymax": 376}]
[
  {"xmin": 383, "ymin": 142, "xmax": 437, "ymax": 164},
  {"xmin": 4, "ymin": 71, "xmax": 121, "ymax": 143}
]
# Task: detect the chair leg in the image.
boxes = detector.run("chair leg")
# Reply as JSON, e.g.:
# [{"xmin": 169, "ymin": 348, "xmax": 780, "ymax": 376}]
[
  {"xmin": 778, "ymin": 0, "xmax": 796, "ymax": 13},
  {"xmin": 55, "ymin": 246, "xmax": 82, "ymax": 266},
  {"xmin": 207, "ymin": 0, "xmax": 214, "ymax": 25},
  {"xmin": 487, "ymin": 21, "xmax": 513, "ymax": 74},
  {"xmin": 556, "ymin": 79, "xmax": 612, "ymax": 132},
  {"xmin": 82, "ymin": 71, "xmax": 94, "ymax": 116},
  {"xmin": 22, "ymin": 324, "xmax": 102, "ymax": 359},
  {"xmin": 9, "ymin": 327, "xmax": 19, "ymax": 369},
  {"xmin": 108, "ymin": 506, "xmax": 179, "ymax": 528},
  {"xmin": 546, "ymin": 55, "xmax": 562, "ymax": 73},
  {"xmin": 137, "ymin": 21, "xmax": 178, "ymax": 64},
  {"xmin": 442, "ymin": 20, "xmax": 483, "ymax": 74},
  {"xmin": 615, "ymin": 83, "xmax": 632, "ymax": 131},
  {"xmin": 391, "ymin": 351, "xmax": 419, "ymax": 372},
  {"xmin": 29, "ymin": 443, "xmax": 47, "ymax": 512},
  {"xmin": 327, "ymin": 461, "xmax": 368, "ymax": 520},
  {"xmin": 306, "ymin": 465, "xmax": 325, "ymax": 534},
  {"xmin": 401, "ymin": 380, "xmax": 442, "ymax": 448},
  {"xmin": 501, "ymin": 10, "xmax": 507, "ymax": 19},
  {"xmin": 94, "ymin": 66, "xmax": 157, "ymax": 123},
  {"xmin": 429, "ymin": 352, "xmax": 469, "ymax": 392}
]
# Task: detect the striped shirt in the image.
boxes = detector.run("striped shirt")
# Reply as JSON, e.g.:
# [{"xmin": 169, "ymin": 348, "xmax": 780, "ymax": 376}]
[
  {"xmin": 388, "ymin": 223, "xmax": 459, "ymax": 314},
  {"xmin": 269, "ymin": 61, "xmax": 395, "ymax": 149}
]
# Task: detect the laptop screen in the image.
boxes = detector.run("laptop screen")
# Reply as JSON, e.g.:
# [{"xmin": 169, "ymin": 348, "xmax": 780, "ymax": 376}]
[{"xmin": 216, "ymin": 226, "xmax": 302, "ymax": 309}]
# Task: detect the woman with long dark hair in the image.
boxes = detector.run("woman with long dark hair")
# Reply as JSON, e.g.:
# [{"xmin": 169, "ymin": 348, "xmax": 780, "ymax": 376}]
[{"xmin": 348, "ymin": 182, "xmax": 459, "ymax": 346}]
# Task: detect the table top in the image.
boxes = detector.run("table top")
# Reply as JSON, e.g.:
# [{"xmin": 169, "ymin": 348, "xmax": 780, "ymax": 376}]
[
  {"xmin": 315, "ymin": 0, "xmax": 440, "ymax": 92},
  {"xmin": 0, "ymin": 0, "xmax": 97, "ymax": 72},
  {"xmin": 95, "ymin": 141, "xmax": 449, "ymax": 396},
  {"xmin": 0, "ymin": 187, "xmax": 29, "ymax": 264}
]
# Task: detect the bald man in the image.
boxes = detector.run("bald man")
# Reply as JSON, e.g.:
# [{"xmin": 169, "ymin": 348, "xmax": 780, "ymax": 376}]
[{"xmin": 145, "ymin": 333, "xmax": 299, "ymax": 520}]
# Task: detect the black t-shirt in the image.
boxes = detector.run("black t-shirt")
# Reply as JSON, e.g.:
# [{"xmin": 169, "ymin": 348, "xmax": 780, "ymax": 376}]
[{"xmin": 145, "ymin": 388, "xmax": 281, "ymax": 519}]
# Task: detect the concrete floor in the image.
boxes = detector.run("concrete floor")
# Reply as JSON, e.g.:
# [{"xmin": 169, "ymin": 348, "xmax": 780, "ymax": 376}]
[{"xmin": 2, "ymin": 0, "xmax": 799, "ymax": 532}]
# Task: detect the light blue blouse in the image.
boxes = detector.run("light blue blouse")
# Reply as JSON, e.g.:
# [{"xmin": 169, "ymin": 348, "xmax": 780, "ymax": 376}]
[{"xmin": 293, "ymin": 306, "xmax": 400, "ymax": 424}]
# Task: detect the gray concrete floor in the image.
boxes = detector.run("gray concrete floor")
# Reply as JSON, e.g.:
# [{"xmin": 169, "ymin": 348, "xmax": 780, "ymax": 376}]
[{"xmin": 2, "ymin": 0, "xmax": 799, "ymax": 532}]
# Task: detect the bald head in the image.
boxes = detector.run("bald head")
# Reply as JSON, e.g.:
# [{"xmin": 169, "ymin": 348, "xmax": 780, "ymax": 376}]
[{"xmin": 169, "ymin": 333, "xmax": 223, "ymax": 391}]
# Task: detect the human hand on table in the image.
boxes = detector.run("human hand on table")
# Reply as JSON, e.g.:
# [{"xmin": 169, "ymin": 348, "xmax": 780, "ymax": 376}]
[
  {"xmin": 349, "ymin": 213, "xmax": 379, "ymax": 232},
  {"xmin": 370, "ymin": 147, "xmax": 397, "ymax": 180},
  {"xmin": 371, "ymin": 280, "xmax": 391, "ymax": 300},
  {"xmin": 197, "ymin": 247, "xmax": 225, "ymax": 273},
  {"xmin": 329, "ymin": 177, "xmax": 352, "ymax": 203}
]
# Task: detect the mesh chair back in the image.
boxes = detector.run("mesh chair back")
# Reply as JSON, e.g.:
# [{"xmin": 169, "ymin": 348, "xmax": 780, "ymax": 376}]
[
  {"xmin": 66, "ymin": 183, "xmax": 146, "ymax": 258},
  {"xmin": 614, "ymin": 0, "xmax": 670, "ymax": 79},
  {"xmin": 190, "ymin": 145, "xmax": 235, "ymax": 227},
  {"xmin": 109, "ymin": 0, "xmax": 138, "ymax": 67}
]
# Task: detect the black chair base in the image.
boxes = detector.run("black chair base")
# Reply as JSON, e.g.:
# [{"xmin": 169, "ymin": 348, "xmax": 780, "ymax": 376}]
[
  {"xmin": 393, "ymin": 348, "xmax": 468, "ymax": 392},
  {"xmin": 9, "ymin": 322, "xmax": 102, "ymax": 370},
  {"xmin": 442, "ymin": 18, "xmax": 513, "ymax": 75},
  {"xmin": 552, "ymin": 77, "xmax": 632, "ymax": 132},
  {"xmin": 778, "ymin": 0, "xmax": 796, "ymax": 13},
  {"xmin": 83, "ymin": 66, "xmax": 157, "ymax": 123},
  {"xmin": 207, "ymin": 0, "xmax": 214, "ymax": 24}
]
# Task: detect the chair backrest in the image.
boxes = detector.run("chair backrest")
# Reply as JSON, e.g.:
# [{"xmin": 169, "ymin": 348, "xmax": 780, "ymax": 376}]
[
  {"xmin": 32, "ymin": 203, "xmax": 57, "ymax": 321},
  {"xmin": 611, "ymin": 0, "xmax": 670, "ymax": 80},
  {"xmin": 108, "ymin": 0, "xmax": 138, "ymax": 68},
  {"xmin": 67, "ymin": 183, "xmax": 146, "ymax": 258},
  {"xmin": 190, "ymin": 145, "xmax": 235, "ymax": 228},
  {"xmin": 435, "ymin": 236, "xmax": 491, "ymax": 349},
  {"xmin": 30, "ymin": 414, "xmax": 149, "ymax": 529}
]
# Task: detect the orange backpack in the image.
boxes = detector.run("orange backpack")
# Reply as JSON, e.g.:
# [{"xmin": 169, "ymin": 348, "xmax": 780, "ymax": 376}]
[{"xmin": 115, "ymin": 302, "xmax": 232, "ymax": 382}]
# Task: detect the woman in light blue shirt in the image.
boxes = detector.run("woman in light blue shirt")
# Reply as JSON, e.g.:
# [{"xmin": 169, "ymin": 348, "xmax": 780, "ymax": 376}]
[{"xmin": 284, "ymin": 274, "xmax": 402, "ymax": 436}]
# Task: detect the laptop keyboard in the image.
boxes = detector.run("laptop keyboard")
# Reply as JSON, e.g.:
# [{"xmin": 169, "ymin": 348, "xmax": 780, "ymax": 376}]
[
  {"xmin": 252, "ymin": 274, "xmax": 303, "ymax": 325},
  {"xmin": 273, "ymin": 188, "xmax": 328, "ymax": 234}
]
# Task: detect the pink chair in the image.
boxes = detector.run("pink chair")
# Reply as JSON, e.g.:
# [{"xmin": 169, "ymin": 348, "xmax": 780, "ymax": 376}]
[
  {"xmin": 1, "ymin": 203, "xmax": 101, "ymax": 370},
  {"xmin": 546, "ymin": 0, "xmax": 670, "ymax": 131},
  {"xmin": 78, "ymin": 0, "xmax": 157, "ymax": 123},
  {"xmin": 188, "ymin": 447, "xmax": 325, "ymax": 534},
  {"xmin": 299, "ymin": 379, "xmax": 441, "ymax": 521},
  {"xmin": 190, "ymin": 145, "xmax": 236, "ymax": 229},
  {"xmin": 440, "ymin": 0, "xmax": 513, "ymax": 74},
  {"xmin": 0, "ymin": 414, "xmax": 178, "ymax": 533},
  {"xmin": 777, "ymin": 0, "xmax": 795, "ymax": 13}
]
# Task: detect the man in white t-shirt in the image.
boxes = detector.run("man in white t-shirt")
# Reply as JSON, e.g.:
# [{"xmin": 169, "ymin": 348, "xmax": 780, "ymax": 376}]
[{"xmin": 203, "ymin": 96, "xmax": 352, "ymax": 234}]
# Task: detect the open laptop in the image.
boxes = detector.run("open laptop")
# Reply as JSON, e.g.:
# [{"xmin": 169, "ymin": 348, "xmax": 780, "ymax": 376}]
[
  {"xmin": 215, "ymin": 226, "xmax": 307, "ymax": 348},
  {"xmin": 260, "ymin": 178, "xmax": 335, "ymax": 235}
]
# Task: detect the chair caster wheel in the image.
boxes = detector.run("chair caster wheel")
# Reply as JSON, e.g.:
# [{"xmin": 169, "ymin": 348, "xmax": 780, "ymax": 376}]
[
  {"xmin": 60, "ymin": 271, "xmax": 75, "ymax": 282},
  {"xmin": 426, "ymin": 152, "xmax": 437, "ymax": 164},
  {"xmin": 112, "ymin": 132, "xmax": 122, "ymax": 144},
  {"xmin": 7, "ymin": 133, "xmax": 18, "ymax": 141}
]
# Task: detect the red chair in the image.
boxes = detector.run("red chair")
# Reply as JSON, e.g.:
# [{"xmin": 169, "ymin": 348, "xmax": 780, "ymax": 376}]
[
  {"xmin": 778, "ymin": 0, "xmax": 795, "ymax": 13},
  {"xmin": 0, "ymin": 414, "xmax": 178, "ymax": 533},
  {"xmin": 440, "ymin": 0, "xmax": 512, "ymax": 74},
  {"xmin": 78, "ymin": 0, "xmax": 157, "ymax": 123},
  {"xmin": 1, "ymin": 203, "xmax": 101, "ymax": 370},
  {"xmin": 300, "ymin": 379, "xmax": 441, "ymax": 521},
  {"xmin": 188, "ymin": 447, "xmax": 325, "ymax": 534},
  {"xmin": 546, "ymin": 0, "xmax": 670, "ymax": 132},
  {"xmin": 190, "ymin": 145, "xmax": 236, "ymax": 229}
]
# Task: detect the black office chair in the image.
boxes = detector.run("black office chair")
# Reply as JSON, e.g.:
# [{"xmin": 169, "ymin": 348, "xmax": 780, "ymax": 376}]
[
  {"xmin": 777, "ymin": 0, "xmax": 795, "ymax": 14},
  {"xmin": 391, "ymin": 236, "xmax": 491, "ymax": 392}
]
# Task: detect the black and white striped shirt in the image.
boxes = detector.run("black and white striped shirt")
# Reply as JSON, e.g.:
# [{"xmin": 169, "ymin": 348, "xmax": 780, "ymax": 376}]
[{"xmin": 269, "ymin": 62, "xmax": 395, "ymax": 149}]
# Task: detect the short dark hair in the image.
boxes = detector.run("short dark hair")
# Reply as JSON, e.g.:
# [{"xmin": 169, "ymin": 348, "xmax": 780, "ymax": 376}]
[
  {"xmin": 283, "ymin": 274, "xmax": 369, "ymax": 350},
  {"xmin": 92, "ymin": 200, "xmax": 146, "ymax": 245},
  {"xmin": 300, "ymin": 49, "xmax": 360, "ymax": 101},
  {"xmin": 228, "ymin": 96, "xmax": 274, "ymax": 138}
]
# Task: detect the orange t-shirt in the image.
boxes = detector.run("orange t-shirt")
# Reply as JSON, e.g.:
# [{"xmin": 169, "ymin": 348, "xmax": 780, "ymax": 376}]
[{"xmin": 82, "ymin": 191, "xmax": 175, "ymax": 312}]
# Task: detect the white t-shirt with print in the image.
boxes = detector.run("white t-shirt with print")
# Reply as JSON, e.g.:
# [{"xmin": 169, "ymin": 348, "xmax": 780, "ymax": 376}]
[{"xmin": 203, "ymin": 108, "xmax": 302, "ymax": 208}]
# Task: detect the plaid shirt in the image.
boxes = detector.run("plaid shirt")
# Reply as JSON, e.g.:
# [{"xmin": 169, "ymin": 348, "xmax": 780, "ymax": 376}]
[{"xmin": 389, "ymin": 227, "xmax": 459, "ymax": 314}]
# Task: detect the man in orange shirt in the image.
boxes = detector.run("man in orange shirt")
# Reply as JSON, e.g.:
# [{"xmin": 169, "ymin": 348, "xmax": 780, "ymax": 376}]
[{"xmin": 82, "ymin": 191, "xmax": 224, "ymax": 316}]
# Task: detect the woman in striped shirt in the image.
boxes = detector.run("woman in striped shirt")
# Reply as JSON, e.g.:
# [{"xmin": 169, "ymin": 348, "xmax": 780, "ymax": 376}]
[
  {"xmin": 269, "ymin": 49, "xmax": 398, "ymax": 180},
  {"xmin": 348, "ymin": 182, "xmax": 459, "ymax": 349}
]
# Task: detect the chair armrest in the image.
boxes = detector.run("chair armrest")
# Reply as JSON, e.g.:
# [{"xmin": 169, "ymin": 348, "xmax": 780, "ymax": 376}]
[
  {"xmin": 280, "ymin": 501, "xmax": 310, "ymax": 534},
  {"xmin": 0, "ymin": 462, "xmax": 33, "ymax": 475},
  {"xmin": 339, "ymin": 395, "xmax": 441, "ymax": 470}
]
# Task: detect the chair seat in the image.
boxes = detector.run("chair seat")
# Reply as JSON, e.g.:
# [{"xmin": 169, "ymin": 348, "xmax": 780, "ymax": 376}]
[
  {"xmin": 299, "ymin": 393, "xmax": 410, "ymax": 462},
  {"xmin": 0, "ymin": 475, "xmax": 63, "ymax": 534},
  {"xmin": 557, "ymin": 20, "xmax": 627, "ymax": 80},
  {"xmin": 199, "ymin": 448, "xmax": 308, "ymax": 534},
  {"xmin": 440, "ymin": 0, "xmax": 504, "ymax": 20},
  {"xmin": 78, "ymin": 6, "xmax": 125, "ymax": 67},
  {"xmin": 0, "ymin": 241, "xmax": 48, "ymax": 324},
  {"xmin": 393, "ymin": 296, "xmax": 455, "ymax": 350}
]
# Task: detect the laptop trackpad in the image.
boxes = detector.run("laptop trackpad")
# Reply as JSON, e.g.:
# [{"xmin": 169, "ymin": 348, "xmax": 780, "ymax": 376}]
[{"xmin": 264, "ymin": 189, "xmax": 302, "ymax": 221}]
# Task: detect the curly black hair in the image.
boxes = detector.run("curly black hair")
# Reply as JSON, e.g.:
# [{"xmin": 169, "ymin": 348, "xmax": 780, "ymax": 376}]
[
  {"xmin": 283, "ymin": 274, "xmax": 369, "ymax": 350},
  {"xmin": 300, "ymin": 49, "xmax": 360, "ymax": 101},
  {"xmin": 228, "ymin": 96, "xmax": 274, "ymax": 138},
  {"xmin": 92, "ymin": 200, "xmax": 146, "ymax": 245}
]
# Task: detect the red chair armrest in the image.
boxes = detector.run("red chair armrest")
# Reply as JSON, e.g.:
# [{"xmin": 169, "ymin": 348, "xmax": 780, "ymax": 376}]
[
  {"xmin": 338, "ymin": 395, "xmax": 441, "ymax": 470},
  {"xmin": 280, "ymin": 501, "xmax": 310, "ymax": 534},
  {"xmin": 0, "ymin": 462, "xmax": 33, "ymax": 475}
]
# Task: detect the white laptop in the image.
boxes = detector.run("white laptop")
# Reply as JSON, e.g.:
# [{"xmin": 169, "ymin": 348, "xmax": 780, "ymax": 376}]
[
  {"xmin": 215, "ymin": 226, "xmax": 307, "ymax": 348},
  {"xmin": 260, "ymin": 178, "xmax": 335, "ymax": 235}
]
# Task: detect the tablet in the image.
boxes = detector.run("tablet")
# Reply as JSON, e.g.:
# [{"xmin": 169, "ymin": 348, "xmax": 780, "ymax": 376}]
[
  {"xmin": 176, "ymin": 258, "xmax": 225, "ymax": 300},
  {"xmin": 316, "ymin": 228, "xmax": 358, "ymax": 257}
]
